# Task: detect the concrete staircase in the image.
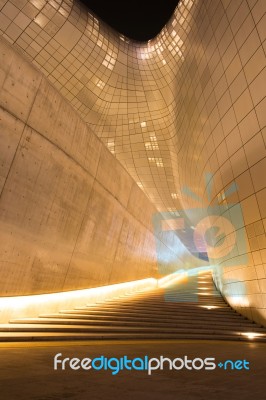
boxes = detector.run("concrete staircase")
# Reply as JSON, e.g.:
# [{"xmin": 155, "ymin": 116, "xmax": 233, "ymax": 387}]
[{"xmin": 1, "ymin": 272, "xmax": 266, "ymax": 342}]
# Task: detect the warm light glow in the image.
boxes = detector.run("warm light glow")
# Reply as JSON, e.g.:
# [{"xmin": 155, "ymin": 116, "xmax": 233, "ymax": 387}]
[
  {"xmin": 0, "ymin": 279, "xmax": 157, "ymax": 309},
  {"xmin": 242, "ymin": 332, "xmax": 263, "ymax": 340},
  {"xmin": 197, "ymin": 269, "xmax": 213, "ymax": 275},
  {"xmin": 197, "ymin": 293, "xmax": 212, "ymax": 296},
  {"xmin": 102, "ymin": 54, "xmax": 116, "ymax": 70},
  {"xmin": 30, "ymin": 0, "xmax": 45, "ymax": 10},
  {"xmin": 229, "ymin": 296, "xmax": 250, "ymax": 307},
  {"xmin": 201, "ymin": 305, "xmax": 219, "ymax": 310},
  {"xmin": 34, "ymin": 14, "xmax": 48, "ymax": 28},
  {"xmin": 171, "ymin": 193, "xmax": 180, "ymax": 199},
  {"xmin": 107, "ymin": 138, "xmax": 115, "ymax": 154},
  {"xmin": 96, "ymin": 79, "xmax": 105, "ymax": 89},
  {"xmin": 158, "ymin": 272, "xmax": 187, "ymax": 288},
  {"xmin": 148, "ymin": 157, "xmax": 164, "ymax": 167},
  {"xmin": 0, "ymin": 278, "xmax": 157, "ymax": 323}
]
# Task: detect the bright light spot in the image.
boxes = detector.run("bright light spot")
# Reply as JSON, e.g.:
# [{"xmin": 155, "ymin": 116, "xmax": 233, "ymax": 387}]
[
  {"xmin": 145, "ymin": 135, "xmax": 158, "ymax": 150},
  {"xmin": 96, "ymin": 79, "xmax": 105, "ymax": 89},
  {"xmin": 106, "ymin": 138, "xmax": 115, "ymax": 154},
  {"xmin": 58, "ymin": 7, "xmax": 68, "ymax": 17},
  {"xmin": 140, "ymin": 121, "xmax": 146, "ymax": 128},
  {"xmin": 197, "ymin": 292, "xmax": 212, "ymax": 295},
  {"xmin": 148, "ymin": 157, "xmax": 164, "ymax": 167},
  {"xmin": 102, "ymin": 51, "xmax": 117, "ymax": 70},
  {"xmin": 229, "ymin": 296, "xmax": 250, "ymax": 307},
  {"xmin": 30, "ymin": 0, "xmax": 46, "ymax": 10},
  {"xmin": 97, "ymin": 39, "xmax": 103, "ymax": 47},
  {"xmin": 184, "ymin": 0, "xmax": 195, "ymax": 11},
  {"xmin": 242, "ymin": 332, "xmax": 262, "ymax": 340},
  {"xmin": 34, "ymin": 14, "xmax": 48, "ymax": 27},
  {"xmin": 171, "ymin": 193, "xmax": 180, "ymax": 199}
]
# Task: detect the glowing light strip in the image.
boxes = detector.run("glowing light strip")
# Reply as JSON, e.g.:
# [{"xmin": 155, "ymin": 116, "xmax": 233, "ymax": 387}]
[
  {"xmin": 158, "ymin": 272, "xmax": 187, "ymax": 288},
  {"xmin": 0, "ymin": 278, "xmax": 157, "ymax": 323},
  {"xmin": 0, "ymin": 268, "xmax": 220, "ymax": 322},
  {"xmin": 0, "ymin": 278, "xmax": 157, "ymax": 308}
]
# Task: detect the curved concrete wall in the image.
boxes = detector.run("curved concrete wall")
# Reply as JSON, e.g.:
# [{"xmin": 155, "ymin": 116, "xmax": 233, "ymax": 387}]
[
  {"xmin": 1, "ymin": 37, "xmax": 203, "ymax": 296},
  {"xmin": 0, "ymin": 1, "xmax": 265, "ymax": 326}
]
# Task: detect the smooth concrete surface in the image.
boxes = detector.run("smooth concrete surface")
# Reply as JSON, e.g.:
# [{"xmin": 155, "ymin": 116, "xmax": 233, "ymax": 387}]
[
  {"xmin": 0, "ymin": 340, "xmax": 265, "ymax": 400},
  {"xmin": 0, "ymin": 37, "xmax": 200, "ymax": 297}
]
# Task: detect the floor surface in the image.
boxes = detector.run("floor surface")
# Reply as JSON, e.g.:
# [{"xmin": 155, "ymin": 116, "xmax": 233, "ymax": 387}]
[{"xmin": 0, "ymin": 340, "xmax": 265, "ymax": 400}]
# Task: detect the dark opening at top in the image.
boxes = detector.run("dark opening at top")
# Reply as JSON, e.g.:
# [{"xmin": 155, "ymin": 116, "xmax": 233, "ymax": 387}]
[{"xmin": 79, "ymin": 0, "xmax": 179, "ymax": 41}]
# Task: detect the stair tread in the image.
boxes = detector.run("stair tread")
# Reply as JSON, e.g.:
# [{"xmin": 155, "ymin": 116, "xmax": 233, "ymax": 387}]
[
  {"xmin": 2, "ymin": 324, "xmax": 266, "ymax": 335},
  {"xmin": 8, "ymin": 318, "xmax": 264, "ymax": 330},
  {"xmin": 0, "ymin": 332, "xmax": 266, "ymax": 343},
  {"xmin": 40, "ymin": 313, "xmax": 252, "ymax": 323}
]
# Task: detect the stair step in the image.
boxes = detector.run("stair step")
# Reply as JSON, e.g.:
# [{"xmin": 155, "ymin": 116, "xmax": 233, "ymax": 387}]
[
  {"xmin": 80, "ymin": 302, "xmax": 233, "ymax": 310},
  {"xmin": 2, "ymin": 323, "xmax": 265, "ymax": 336},
  {"xmin": 1, "ymin": 331, "xmax": 266, "ymax": 342},
  {"xmin": 40, "ymin": 313, "xmax": 251, "ymax": 324},
  {"xmin": 71, "ymin": 307, "xmax": 243, "ymax": 319},
  {"xmin": 9, "ymin": 318, "xmax": 264, "ymax": 331},
  {"xmin": 89, "ymin": 301, "xmax": 227, "ymax": 309},
  {"xmin": 99, "ymin": 296, "xmax": 225, "ymax": 303}
]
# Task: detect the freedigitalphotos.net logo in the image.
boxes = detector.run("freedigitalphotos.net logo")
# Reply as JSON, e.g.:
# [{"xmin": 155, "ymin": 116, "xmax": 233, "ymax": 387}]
[
  {"xmin": 152, "ymin": 173, "xmax": 248, "ymax": 296},
  {"xmin": 153, "ymin": 174, "xmax": 247, "ymax": 268},
  {"xmin": 54, "ymin": 354, "xmax": 250, "ymax": 375}
]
